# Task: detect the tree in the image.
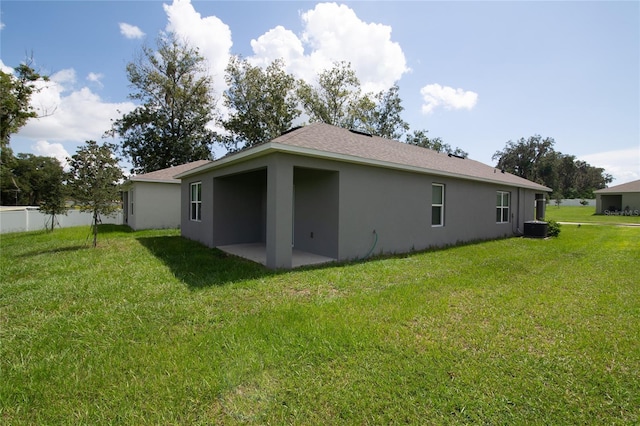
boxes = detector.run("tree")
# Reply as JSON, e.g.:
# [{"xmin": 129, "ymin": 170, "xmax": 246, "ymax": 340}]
[
  {"xmin": 492, "ymin": 135, "xmax": 555, "ymax": 183},
  {"xmin": 297, "ymin": 61, "xmax": 364, "ymax": 128},
  {"xmin": 492, "ymin": 135, "xmax": 613, "ymax": 197},
  {"xmin": 67, "ymin": 141, "xmax": 123, "ymax": 247},
  {"xmin": 221, "ymin": 56, "xmax": 300, "ymax": 151},
  {"xmin": 38, "ymin": 158, "xmax": 67, "ymax": 231},
  {"xmin": 0, "ymin": 61, "xmax": 49, "ymax": 149},
  {"xmin": 405, "ymin": 129, "xmax": 468, "ymax": 158},
  {"xmin": 359, "ymin": 84, "xmax": 409, "ymax": 140},
  {"xmin": 3, "ymin": 154, "xmax": 65, "ymax": 206},
  {"xmin": 108, "ymin": 33, "xmax": 217, "ymax": 174}
]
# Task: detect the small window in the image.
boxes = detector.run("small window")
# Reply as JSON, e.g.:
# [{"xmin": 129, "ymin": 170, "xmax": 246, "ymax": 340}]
[
  {"xmin": 496, "ymin": 191, "xmax": 510, "ymax": 223},
  {"xmin": 432, "ymin": 183, "xmax": 445, "ymax": 227},
  {"xmin": 190, "ymin": 182, "xmax": 202, "ymax": 222},
  {"xmin": 129, "ymin": 189, "xmax": 134, "ymax": 215}
]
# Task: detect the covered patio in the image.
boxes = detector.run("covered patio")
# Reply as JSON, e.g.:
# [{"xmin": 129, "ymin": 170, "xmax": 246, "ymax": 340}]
[{"xmin": 218, "ymin": 243, "xmax": 336, "ymax": 268}]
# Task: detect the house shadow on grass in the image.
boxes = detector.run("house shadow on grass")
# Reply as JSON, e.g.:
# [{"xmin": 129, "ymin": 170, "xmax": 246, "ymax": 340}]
[{"xmin": 136, "ymin": 235, "xmax": 275, "ymax": 289}]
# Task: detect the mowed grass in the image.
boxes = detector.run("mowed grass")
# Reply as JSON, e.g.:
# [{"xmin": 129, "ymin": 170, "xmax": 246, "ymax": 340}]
[
  {"xmin": 1, "ymin": 224, "xmax": 638, "ymax": 424},
  {"xmin": 546, "ymin": 204, "xmax": 640, "ymax": 225}
]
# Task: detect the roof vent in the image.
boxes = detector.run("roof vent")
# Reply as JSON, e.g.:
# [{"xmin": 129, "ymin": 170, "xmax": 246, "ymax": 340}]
[
  {"xmin": 447, "ymin": 153, "xmax": 465, "ymax": 159},
  {"xmin": 280, "ymin": 125, "xmax": 302, "ymax": 136},
  {"xmin": 349, "ymin": 128, "xmax": 373, "ymax": 137}
]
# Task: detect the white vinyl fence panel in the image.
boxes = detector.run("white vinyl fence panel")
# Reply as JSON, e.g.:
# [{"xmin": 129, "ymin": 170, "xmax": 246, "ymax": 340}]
[{"xmin": 0, "ymin": 207, "xmax": 123, "ymax": 234}]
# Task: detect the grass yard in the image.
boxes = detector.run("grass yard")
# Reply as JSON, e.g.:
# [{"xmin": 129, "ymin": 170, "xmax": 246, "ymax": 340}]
[
  {"xmin": 1, "ymin": 224, "xmax": 639, "ymax": 424},
  {"xmin": 545, "ymin": 204, "xmax": 640, "ymax": 225}
]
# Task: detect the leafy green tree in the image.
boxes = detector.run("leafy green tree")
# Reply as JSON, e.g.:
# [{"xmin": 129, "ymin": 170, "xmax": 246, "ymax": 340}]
[
  {"xmin": 405, "ymin": 129, "xmax": 468, "ymax": 158},
  {"xmin": 221, "ymin": 56, "xmax": 300, "ymax": 151},
  {"xmin": 297, "ymin": 61, "xmax": 364, "ymax": 128},
  {"xmin": 359, "ymin": 84, "xmax": 409, "ymax": 140},
  {"xmin": 0, "ymin": 61, "xmax": 49, "ymax": 149},
  {"xmin": 1, "ymin": 154, "xmax": 65, "ymax": 206},
  {"xmin": 67, "ymin": 141, "xmax": 123, "ymax": 247},
  {"xmin": 492, "ymin": 135, "xmax": 612, "ymax": 197},
  {"xmin": 492, "ymin": 135, "xmax": 555, "ymax": 183},
  {"xmin": 108, "ymin": 34, "xmax": 216, "ymax": 174}
]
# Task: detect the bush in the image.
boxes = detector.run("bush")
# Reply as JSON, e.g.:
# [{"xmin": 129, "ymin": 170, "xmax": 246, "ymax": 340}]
[{"xmin": 547, "ymin": 219, "xmax": 561, "ymax": 237}]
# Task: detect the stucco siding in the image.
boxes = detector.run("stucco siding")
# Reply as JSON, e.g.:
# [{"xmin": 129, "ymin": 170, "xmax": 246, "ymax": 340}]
[
  {"xmin": 180, "ymin": 151, "xmax": 542, "ymax": 267},
  {"xmin": 130, "ymin": 182, "xmax": 181, "ymax": 230}
]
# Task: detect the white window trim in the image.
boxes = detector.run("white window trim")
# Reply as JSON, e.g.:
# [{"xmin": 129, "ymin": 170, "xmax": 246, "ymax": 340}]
[
  {"xmin": 432, "ymin": 183, "xmax": 445, "ymax": 227},
  {"xmin": 190, "ymin": 182, "xmax": 202, "ymax": 222},
  {"xmin": 497, "ymin": 191, "xmax": 510, "ymax": 224}
]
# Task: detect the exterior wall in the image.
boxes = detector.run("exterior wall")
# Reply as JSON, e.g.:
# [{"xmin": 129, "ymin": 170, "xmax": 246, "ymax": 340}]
[
  {"xmin": 180, "ymin": 152, "xmax": 542, "ymax": 268},
  {"xmin": 596, "ymin": 192, "xmax": 640, "ymax": 215},
  {"xmin": 128, "ymin": 182, "xmax": 181, "ymax": 230},
  {"xmin": 293, "ymin": 167, "xmax": 339, "ymax": 258},
  {"xmin": 622, "ymin": 193, "xmax": 640, "ymax": 212},
  {"xmin": 336, "ymin": 162, "xmax": 538, "ymax": 261}
]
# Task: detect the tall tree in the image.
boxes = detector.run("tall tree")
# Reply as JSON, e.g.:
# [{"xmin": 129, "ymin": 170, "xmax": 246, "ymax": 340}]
[
  {"xmin": 108, "ymin": 33, "xmax": 217, "ymax": 174},
  {"xmin": 492, "ymin": 135, "xmax": 555, "ymax": 183},
  {"xmin": 1, "ymin": 154, "xmax": 65, "ymax": 206},
  {"xmin": 297, "ymin": 61, "xmax": 364, "ymax": 128},
  {"xmin": 67, "ymin": 141, "xmax": 123, "ymax": 247},
  {"xmin": 360, "ymin": 84, "xmax": 409, "ymax": 140},
  {"xmin": 492, "ymin": 135, "xmax": 612, "ymax": 197},
  {"xmin": 405, "ymin": 129, "xmax": 468, "ymax": 158},
  {"xmin": 221, "ymin": 56, "xmax": 300, "ymax": 151},
  {"xmin": 0, "ymin": 61, "xmax": 49, "ymax": 149}
]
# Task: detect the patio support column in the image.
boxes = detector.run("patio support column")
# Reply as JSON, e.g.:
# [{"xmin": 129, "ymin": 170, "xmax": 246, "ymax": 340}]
[{"xmin": 266, "ymin": 155, "xmax": 293, "ymax": 269}]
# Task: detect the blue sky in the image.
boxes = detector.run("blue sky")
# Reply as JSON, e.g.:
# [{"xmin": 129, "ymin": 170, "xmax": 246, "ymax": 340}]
[{"xmin": 1, "ymin": 0, "xmax": 638, "ymax": 184}]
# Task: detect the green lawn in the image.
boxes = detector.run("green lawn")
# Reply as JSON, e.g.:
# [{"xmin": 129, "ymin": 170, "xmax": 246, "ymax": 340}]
[
  {"xmin": 1, "ymin": 225, "xmax": 638, "ymax": 424},
  {"xmin": 545, "ymin": 204, "xmax": 640, "ymax": 225}
]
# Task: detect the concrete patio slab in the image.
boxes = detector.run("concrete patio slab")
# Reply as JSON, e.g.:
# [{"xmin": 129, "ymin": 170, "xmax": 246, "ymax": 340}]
[{"xmin": 218, "ymin": 243, "xmax": 335, "ymax": 268}]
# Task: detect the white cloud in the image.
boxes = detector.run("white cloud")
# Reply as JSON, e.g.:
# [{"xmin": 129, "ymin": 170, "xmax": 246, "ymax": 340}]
[
  {"xmin": 17, "ymin": 69, "xmax": 136, "ymax": 142},
  {"xmin": 579, "ymin": 147, "xmax": 640, "ymax": 185},
  {"xmin": 249, "ymin": 2, "xmax": 409, "ymax": 94},
  {"xmin": 32, "ymin": 140, "xmax": 70, "ymax": 169},
  {"xmin": 0, "ymin": 59, "xmax": 12, "ymax": 73},
  {"xmin": 420, "ymin": 83, "xmax": 479, "ymax": 114},
  {"xmin": 163, "ymin": 0, "xmax": 233, "ymax": 97},
  {"xmin": 119, "ymin": 22, "xmax": 145, "ymax": 39},
  {"xmin": 87, "ymin": 72, "xmax": 104, "ymax": 88}
]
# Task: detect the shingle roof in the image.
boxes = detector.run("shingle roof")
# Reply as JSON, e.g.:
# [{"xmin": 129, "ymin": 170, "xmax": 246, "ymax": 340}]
[
  {"xmin": 594, "ymin": 179, "xmax": 640, "ymax": 194},
  {"xmin": 130, "ymin": 160, "xmax": 211, "ymax": 183},
  {"xmin": 178, "ymin": 123, "xmax": 551, "ymax": 192}
]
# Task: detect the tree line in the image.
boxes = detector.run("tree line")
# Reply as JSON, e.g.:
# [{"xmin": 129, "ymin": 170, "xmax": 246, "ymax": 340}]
[{"xmin": 1, "ymin": 33, "xmax": 613, "ymax": 242}]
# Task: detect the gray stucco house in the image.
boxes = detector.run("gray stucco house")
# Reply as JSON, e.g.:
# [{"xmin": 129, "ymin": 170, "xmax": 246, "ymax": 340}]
[
  {"xmin": 177, "ymin": 123, "xmax": 551, "ymax": 269},
  {"xmin": 594, "ymin": 179, "xmax": 640, "ymax": 215},
  {"xmin": 122, "ymin": 160, "xmax": 210, "ymax": 230}
]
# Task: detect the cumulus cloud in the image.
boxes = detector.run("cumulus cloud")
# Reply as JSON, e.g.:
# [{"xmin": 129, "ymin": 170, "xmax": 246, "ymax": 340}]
[
  {"xmin": 119, "ymin": 22, "xmax": 145, "ymax": 39},
  {"xmin": 18, "ymin": 68, "xmax": 136, "ymax": 142},
  {"xmin": 420, "ymin": 83, "xmax": 478, "ymax": 114},
  {"xmin": 32, "ymin": 140, "xmax": 70, "ymax": 169},
  {"xmin": 250, "ymin": 2, "xmax": 409, "ymax": 94},
  {"xmin": 0, "ymin": 59, "xmax": 12, "ymax": 73},
  {"xmin": 579, "ymin": 148, "xmax": 640, "ymax": 185},
  {"xmin": 163, "ymin": 0, "xmax": 233, "ymax": 96},
  {"xmin": 86, "ymin": 72, "xmax": 104, "ymax": 88}
]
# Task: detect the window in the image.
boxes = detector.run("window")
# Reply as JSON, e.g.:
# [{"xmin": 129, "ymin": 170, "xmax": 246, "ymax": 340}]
[
  {"xmin": 190, "ymin": 182, "xmax": 202, "ymax": 221},
  {"xmin": 496, "ymin": 191, "xmax": 510, "ymax": 223},
  {"xmin": 129, "ymin": 189, "xmax": 134, "ymax": 215},
  {"xmin": 432, "ymin": 183, "xmax": 444, "ymax": 226}
]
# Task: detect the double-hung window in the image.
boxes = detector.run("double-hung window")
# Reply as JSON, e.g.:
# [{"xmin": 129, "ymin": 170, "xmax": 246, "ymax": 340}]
[
  {"xmin": 432, "ymin": 183, "xmax": 445, "ymax": 227},
  {"xmin": 190, "ymin": 182, "xmax": 202, "ymax": 221},
  {"xmin": 496, "ymin": 191, "xmax": 510, "ymax": 223}
]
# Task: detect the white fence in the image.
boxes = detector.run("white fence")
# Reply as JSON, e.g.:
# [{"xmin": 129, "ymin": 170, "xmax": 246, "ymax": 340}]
[
  {"xmin": 0, "ymin": 207, "xmax": 123, "ymax": 234},
  {"xmin": 549, "ymin": 199, "xmax": 595, "ymax": 207}
]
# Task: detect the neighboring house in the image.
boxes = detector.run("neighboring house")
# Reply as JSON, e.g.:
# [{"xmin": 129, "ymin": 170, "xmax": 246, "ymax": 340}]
[
  {"xmin": 122, "ymin": 160, "xmax": 210, "ymax": 230},
  {"xmin": 594, "ymin": 179, "xmax": 640, "ymax": 215},
  {"xmin": 176, "ymin": 123, "xmax": 551, "ymax": 269}
]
